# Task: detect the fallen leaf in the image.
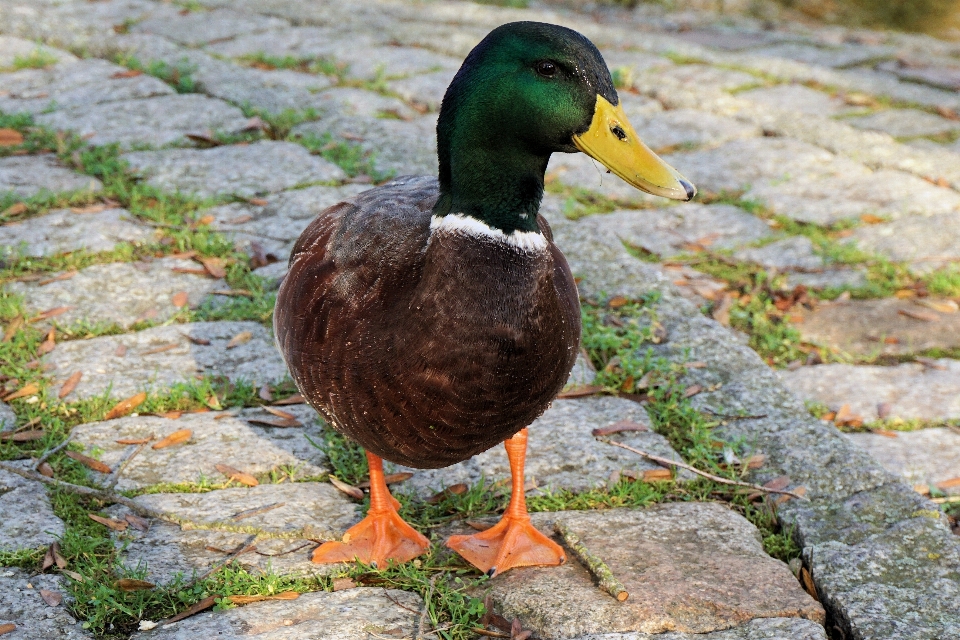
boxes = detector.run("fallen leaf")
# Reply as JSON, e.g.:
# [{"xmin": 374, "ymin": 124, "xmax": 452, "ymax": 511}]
[
  {"xmin": 104, "ymin": 392, "xmax": 147, "ymax": 420},
  {"xmin": 38, "ymin": 462, "xmax": 54, "ymax": 477},
  {"xmin": 124, "ymin": 514, "xmax": 151, "ymax": 531},
  {"xmin": 181, "ymin": 333, "xmax": 211, "ymax": 345},
  {"xmin": 357, "ymin": 472, "xmax": 414, "ymax": 489},
  {"xmin": 683, "ymin": 384, "xmax": 703, "ymax": 398},
  {"xmin": 936, "ymin": 477, "xmax": 960, "ymax": 490},
  {"xmin": 859, "ymin": 213, "xmax": 884, "ymax": 224},
  {"xmin": 39, "ymin": 588, "xmax": 62, "ymax": 606},
  {"xmin": 246, "ymin": 417, "xmax": 302, "ymax": 428},
  {"xmin": 212, "ymin": 289, "xmax": 253, "ymax": 297},
  {"xmin": 117, "ymin": 578, "xmax": 155, "ymax": 592},
  {"xmin": 70, "ymin": 203, "xmax": 106, "ymax": 214},
  {"xmin": 225, "ymin": 331, "xmax": 253, "ymax": 349},
  {"xmin": 273, "ymin": 393, "xmax": 305, "ymax": 405},
  {"xmin": 329, "ymin": 476, "xmax": 364, "ymax": 499},
  {"xmin": 556, "ymin": 385, "xmax": 604, "ymax": 398},
  {"xmin": 65, "ymin": 450, "xmax": 111, "ymax": 474},
  {"xmin": 871, "ymin": 429, "xmax": 899, "ymax": 438},
  {"xmin": 642, "ymin": 468, "xmax": 673, "ymax": 481},
  {"xmin": 111, "ymin": 69, "xmax": 143, "ymax": 78},
  {"xmin": 29, "ymin": 306, "xmax": 73, "ymax": 322},
  {"xmin": 214, "ymin": 412, "xmax": 236, "ymax": 420},
  {"xmin": 914, "ymin": 483, "xmax": 931, "ymax": 495},
  {"xmin": 763, "ymin": 475, "xmax": 791, "ymax": 491},
  {"xmin": 916, "ymin": 299, "xmax": 958, "ymax": 314},
  {"xmin": 0, "ymin": 430, "xmax": 44, "ymax": 442},
  {"xmin": 0, "ymin": 128, "xmax": 24, "ymax": 146},
  {"xmin": 607, "ymin": 296, "xmax": 628, "ymax": 309},
  {"xmin": 591, "ymin": 421, "xmax": 648, "ymax": 437},
  {"xmin": 58, "ymin": 371, "xmax": 82, "ymax": 399},
  {"xmin": 2, "ymin": 315, "xmax": 23, "ymax": 342},
  {"xmin": 60, "ymin": 570, "xmax": 84, "ymax": 582},
  {"xmin": 158, "ymin": 410, "xmax": 182, "ymax": 419},
  {"xmin": 152, "ymin": 429, "xmax": 191, "ymax": 449},
  {"xmin": 262, "ymin": 406, "xmax": 296, "ymax": 421},
  {"xmin": 42, "ymin": 541, "xmax": 66, "ymax": 571},
  {"xmin": 165, "ymin": 595, "xmax": 218, "ymax": 624},
  {"xmin": 231, "ymin": 502, "xmax": 284, "ymax": 521},
  {"xmin": 215, "ymin": 463, "xmax": 259, "ymax": 486},
  {"xmin": 877, "ymin": 402, "xmax": 892, "ymax": 419},
  {"xmin": 898, "ymin": 308, "xmax": 939, "ymax": 322},
  {"xmin": 894, "ymin": 289, "xmax": 916, "ymax": 299},
  {"xmin": 2, "ymin": 203, "xmax": 28, "ymax": 218},
  {"xmin": 205, "ymin": 395, "xmax": 222, "ymax": 410},
  {"xmin": 711, "ymin": 292, "xmax": 735, "ymax": 326},
  {"xmin": 198, "ymin": 256, "xmax": 227, "ymax": 278},
  {"xmin": 116, "ymin": 436, "xmax": 153, "ymax": 445},
  {"xmin": 115, "ymin": 343, "xmax": 127, "ymax": 357},
  {"xmin": 38, "ymin": 271, "xmax": 77, "ymax": 286},
  {"xmin": 142, "ymin": 343, "xmax": 179, "ymax": 356},
  {"xmin": 0, "ymin": 624, "xmax": 14, "ymax": 636},
  {"xmin": 185, "ymin": 132, "xmax": 220, "ymax": 146},
  {"xmin": 88, "ymin": 513, "xmax": 128, "ymax": 531},
  {"xmin": 744, "ymin": 454, "xmax": 766, "ymax": 469},
  {"xmin": 172, "ymin": 267, "xmax": 208, "ymax": 276},
  {"xmin": 834, "ymin": 404, "xmax": 853, "ymax": 423},
  {"xmin": 171, "ymin": 291, "xmax": 188, "ymax": 308},
  {"xmin": 331, "ymin": 578, "xmax": 357, "ymax": 591},
  {"xmin": 228, "ymin": 592, "xmax": 299, "ymax": 605},
  {"xmin": 37, "ymin": 328, "xmax": 56, "ymax": 355},
  {"xmin": 800, "ymin": 566, "xmax": 819, "ymax": 601},
  {"xmin": 3, "ymin": 382, "xmax": 39, "ymax": 401},
  {"xmin": 258, "ymin": 384, "xmax": 273, "ymax": 401},
  {"xmin": 426, "ymin": 483, "xmax": 468, "ymax": 504},
  {"xmin": 248, "ymin": 197, "xmax": 269, "ymax": 206}
]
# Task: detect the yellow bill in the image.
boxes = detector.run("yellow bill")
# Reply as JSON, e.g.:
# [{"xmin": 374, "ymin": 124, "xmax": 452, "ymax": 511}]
[{"xmin": 573, "ymin": 95, "xmax": 695, "ymax": 201}]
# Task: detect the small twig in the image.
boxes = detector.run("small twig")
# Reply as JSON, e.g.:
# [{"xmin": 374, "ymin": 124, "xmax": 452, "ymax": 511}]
[
  {"xmin": 253, "ymin": 542, "xmax": 312, "ymax": 557},
  {"xmin": 34, "ymin": 432, "xmax": 75, "ymax": 470},
  {"xmin": 105, "ymin": 442, "xmax": 148, "ymax": 490},
  {"xmin": 555, "ymin": 522, "xmax": 628, "ymax": 602},
  {"xmin": 705, "ymin": 410, "xmax": 768, "ymax": 421},
  {"xmin": 383, "ymin": 588, "xmax": 421, "ymax": 615},
  {"xmin": 602, "ymin": 440, "xmax": 808, "ymax": 500},
  {"xmin": 415, "ymin": 574, "xmax": 439, "ymax": 639},
  {"xmin": 472, "ymin": 629, "xmax": 510, "ymax": 638},
  {"xmin": 194, "ymin": 537, "xmax": 258, "ymax": 582}
]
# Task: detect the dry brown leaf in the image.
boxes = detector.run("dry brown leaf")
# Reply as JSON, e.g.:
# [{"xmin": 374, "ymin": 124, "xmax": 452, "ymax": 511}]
[
  {"xmin": 88, "ymin": 513, "xmax": 128, "ymax": 531},
  {"xmin": 38, "ymin": 271, "xmax": 77, "ymax": 286},
  {"xmin": 0, "ymin": 128, "xmax": 24, "ymax": 146},
  {"xmin": 273, "ymin": 393, "xmax": 305, "ymax": 405},
  {"xmin": 70, "ymin": 204, "xmax": 106, "ymax": 214},
  {"xmin": 114, "ymin": 343, "xmax": 127, "ymax": 357},
  {"xmin": 859, "ymin": 213, "xmax": 884, "ymax": 224},
  {"xmin": 329, "ymin": 476, "xmax": 364, "ymax": 499},
  {"xmin": 212, "ymin": 289, "xmax": 253, "ymax": 297},
  {"xmin": 227, "ymin": 591, "xmax": 299, "ymax": 605},
  {"xmin": 166, "ymin": 595, "xmax": 218, "ymax": 624},
  {"xmin": 38, "ymin": 462, "xmax": 54, "ymax": 477},
  {"xmin": 213, "ymin": 412, "xmax": 236, "ymax": 420},
  {"xmin": 356, "ymin": 472, "xmax": 414, "ymax": 489},
  {"xmin": 591, "ymin": 421, "xmax": 649, "ymax": 437},
  {"xmin": 258, "ymin": 384, "xmax": 273, "ymax": 401},
  {"xmin": 158, "ymin": 410, "xmax": 182, "ymax": 419},
  {"xmin": 39, "ymin": 588, "xmax": 62, "ymax": 607},
  {"xmin": 834, "ymin": 404, "xmax": 853, "ymax": 423},
  {"xmin": 152, "ymin": 429, "xmax": 192, "ymax": 449},
  {"xmin": 0, "ymin": 430, "xmax": 44, "ymax": 442},
  {"xmin": 42, "ymin": 541, "xmax": 66, "ymax": 571},
  {"xmin": 556, "ymin": 385, "xmax": 604, "ymax": 398},
  {"xmin": 427, "ymin": 483, "xmax": 468, "ymax": 504},
  {"xmin": 3, "ymin": 382, "xmax": 39, "ymax": 401},
  {"xmin": 877, "ymin": 402, "xmax": 892, "ymax": 419},
  {"xmin": 117, "ymin": 578, "xmax": 155, "ymax": 592},
  {"xmin": 104, "ymin": 392, "xmax": 147, "ymax": 420},
  {"xmin": 711, "ymin": 292, "xmax": 735, "ymax": 326},
  {"xmin": 331, "ymin": 578, "xmax": 357, "ymax": 592},
  {"xmin": 763, "ymin": 475, "xmax": 791, "ymax": 491},
  {"xmin": 0, "ymin": 624, "xmax": 14, "ymax": 636},
  {"xmin": 111, "ymin": 69, "xmax": 143, "ymax": 78},
  {"xmin": 683, "ymin": 384, "xmax": 703, "ymax": 398},
  {"xmin": 225, "ymin": 331, "xmax": 253, "ymax": 349},
  {"xmin": 248, "ymin": 197, "xmax": 268, "ymax": 206},
  {"xmin": 936, "ymin": 477, "xmax": 960, "ymax": 490},
  {"xmin": 171, "ymin": 291, "xmax": 188, "ymax": 308},
  {"xmin": 2, "ymin": 202, "xmax": 27, "ymax": 218},
  {"xmin": 116, "ymin": 436, "xmax": 153, "ymax": 445},
  {"xmin": 800, "ymin": 566, "xmax": 819, "ymax": 601},
  {"xmin": 744, "ymin": 454, "xmax": 766, "ymax": 469},
  {"xmin": 642, "ymin": 468, "xmax": 673, "ymax": 482},
  {"xmin": 2, "ymin": 315, "xmax": 23, "ymax": 342},
  {"xmin": 898, "ymin": 308, "xmax": 939, "ymax": 322},
  {"xmin": 198, "ymin": 256, "xmax": 227, "ymax": 278},
  {"xmin": 205, "ymin": 395, "xmax": 222, "ymax": 410},
  {"xmin": 37, "ymin": 328, "xmax": 56, "ymax": 356},
  {"xmin": 182, "ymin": 333, "xmax": 211, "ymax": 345},
  {"xmin": 607, "ymin": 296, "xmax": 628, "ymax": 309},
  {"xmin": 124, "ymin": 514, "xmax": 150, "ymax": 531},
  {"xmin": 916, "ymin": 299, "xmax": 958, "ymax": 314},
  {"xmin": 65, "ymin": 450, "xmax": 111, "ymax": 474},
  {"xmin": 894, "ymin": 289, "xmax": 916, "ymax": 299},
  {"xmin": 30, "ymin": 306, "xmax": 73, "ymax": 322},
  {"xmin": 59, "ymin": 371, "xmax": 82, "ymax": 399},
  {"xmin": 215, "ymin": 463, "xmax": 259, "ymax": 486},
  {"xmin": 246, "ymin": 417, "xmax": 302, "ymax": 428},
  {"xmin": 60, "ymin": 570, "xmax": 83, "ymax": 582},
  {"xmin": 872, "ymin": 429, "xmax": 899, "ymax": 438},
  {"xmin": 142, "ymin": 343, "xmax": 178, "ymax": 355},
  {"xmin": 262, "ymin": 406, "xmax": 296, "ymax": 421},
  {"xmin": 172, "ymin": 267, "xmax": 208, "ymax": 276}
]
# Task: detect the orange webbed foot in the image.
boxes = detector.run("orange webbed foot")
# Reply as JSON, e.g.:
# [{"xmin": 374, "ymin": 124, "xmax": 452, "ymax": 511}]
[
  {"xmin": 312, "ymin": 506, "xmax": 429, "ymax": 567},
  {"xmin": 446, "ymin": 513, "xmax": 564, "ymax": 577}
]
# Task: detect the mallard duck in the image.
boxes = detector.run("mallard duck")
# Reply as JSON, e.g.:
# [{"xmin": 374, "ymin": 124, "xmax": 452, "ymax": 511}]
[{"xmin": 274, "ymin": 21, "xmax": 694, "ymax": 576}]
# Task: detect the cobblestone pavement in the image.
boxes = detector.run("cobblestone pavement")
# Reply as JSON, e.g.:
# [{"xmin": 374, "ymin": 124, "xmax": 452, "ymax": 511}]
[{"xmin": 1, "ymin": 0, "xmax": 959, "ymax": 638}]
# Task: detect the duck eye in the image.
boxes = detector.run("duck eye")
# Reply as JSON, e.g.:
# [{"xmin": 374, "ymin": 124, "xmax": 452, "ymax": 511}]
[{"xmin": 536, "ymin": 61, "xmax": 557, "ymax": 77}]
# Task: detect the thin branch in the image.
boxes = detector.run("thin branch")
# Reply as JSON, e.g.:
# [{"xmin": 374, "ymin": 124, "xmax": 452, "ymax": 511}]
[
  {"xmin": 194, "ymin": 537, "xmax": 258, "ymax": 582},
  {"xmin": 602, "ymin": 439, "xmax": 808, "ymax": 501},
  {"xmin": 34, "ymin": 432, "xmax": 75, "ymax": 470},
  {"xmin": 105, "ymin": 442, "xmax": 148, "ymax": 490}
]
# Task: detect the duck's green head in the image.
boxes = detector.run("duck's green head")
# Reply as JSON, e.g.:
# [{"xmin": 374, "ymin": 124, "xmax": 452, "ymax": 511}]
[{"xmin": 434, "ymin": 21, "xmax": 694, "ymax": 234}]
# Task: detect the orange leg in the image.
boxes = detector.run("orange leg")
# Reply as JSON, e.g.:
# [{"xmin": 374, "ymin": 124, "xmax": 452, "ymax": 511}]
[
  {"xmin": 446, "ymin": 429, "xmax": 565, "ymax": 577},
  {"xmin": 312, "ymin": 451, "xmax": 429, "ymax": 568}
]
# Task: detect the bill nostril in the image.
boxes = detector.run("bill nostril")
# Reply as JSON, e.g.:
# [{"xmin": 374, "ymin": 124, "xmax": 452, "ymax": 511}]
[{"xmin": 610, "ymin": 124, "xmax": 627, "ymax": 141}]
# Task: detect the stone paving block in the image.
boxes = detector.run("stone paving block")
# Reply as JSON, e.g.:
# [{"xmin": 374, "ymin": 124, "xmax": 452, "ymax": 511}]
[
  {"xmin": 566, "ymin": 352, "xmax": 596, "ymax": 388},
  {"xmin": 845, "ymin": 108, "xmax": 960, "ymax": 138},
  {"xmin": 634, "ymin": 108, "xmax": 761, "ymax": 153},
  {"xmin": 752, "ymin": 42, "xmax": 895, "ymax": 68},
  {"xmin": 197, "ymin": 64, "xmax": 333, "ymax": 115},
  {"xmin": 386, "ymin": 396, "xmax": 692, "ymax": 498},
  {"xmin": 206, "ymin": 183, "xmax": 367, "ymax": 263},
  {"xmin": 123, "ymin": 141, "xmax": 346, "ymax": 198},
  {"xmin": 386, "ymin": 68, "xmax": 457, "ymax": 112},
  {"xmin": 0, "ymin": 207, "xmax": 150, "ymax": 258},
  {"xmin": 481, "ymin": 504, "xmax": 824, "ymax": 637},
  {"xmin": 781, "ymin": 361, "xmax": 960, "ymax": 421},
  {"xmin": 129, "ymin": 588, "xmax": 421, "ymax": 639},
  {"xmin": 36, "ymin": 94, "xmax": 249, "ymax": 149},
  {"xmin": 573, "ymin": 617, "xmax": 828, "ymax": 640},
  {"xmin": 876, "ymin": 59, "xmax": 960, "ymax": 92},
  {"xmin": 7, "ymin": 257, "xmax": 224, "ymax": 329},
  {"xmin": 795, "ymin": 297, "xmax": 960, "ymax": 356},
  {"xmin": 45, "ymin": 321, "xmax": 288, "ymax": 400},
  {"xmin": 70, "ymin": 405, "xmax": 328, "ymax": 491},
  {"xmin": 587, "ymin": 203, "xmax": 773, "ymax": 258},
  {"xmin": 734, "ymin": 236, "xmax": 824, "ymax": 271},
  {"xmin": 634, "ymin": 63, "xmax": 759, "ymax": 94},
  {"xmin": 0, "ymin": 35, "xmax": 76, "ymax": 69},
  {"xmin": 844, "ymin": 428, "xmax": 960, "ymax": 493},
  {"xmin": 0, "ymin": 155, "xmax": 102, "ymax": 199},
  {"xmin": 0, "ymin": 58, "xmax": 174, "ymax": 115},
  {"xmin": 0, "ymin": 461, "xmax": 65, "ymax": 553},
  {"xmin": 738, "ymin": 84, "xmax": 858, "ymax": 117},
  {"xmin": 0, "ymin": 401, "xmax": 14, "ymax": 430},
  {"xmin": 0, "ymin": 570, "xmax": 92, "ymax": 640},
  {"xmin": 330, "ymin": 44, "xmax": 460, "ymax": 81},
  {"xmin": 666, "ymin": 137, "xmax": 960, "ymax": 224},
  {"xmin": 204, "ymin": 25, "xmax": 374, "ymax": 59},
  {"xmin": 132, "ymin": 7, "xmax": 288, "ymax": 47},
  {"xmin": 673, "ymin": 29, "xmax": 777, "ymax": 52},
  {"xmin": 108, "ymin": 482, "xmax": 359, "ymax": 583},
  {"xmin": 783, "ymin": 269, "xmax": 867, "ymax": 291},
  {"xmin": 850, "ymin": 211, "xmax": 960, "ymax": 272}
]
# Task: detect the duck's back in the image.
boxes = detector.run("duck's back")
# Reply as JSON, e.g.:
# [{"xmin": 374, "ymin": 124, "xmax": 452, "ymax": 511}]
[{"xmin": 275, "ymin": 176, "xmax": 580, "ymax": 468}]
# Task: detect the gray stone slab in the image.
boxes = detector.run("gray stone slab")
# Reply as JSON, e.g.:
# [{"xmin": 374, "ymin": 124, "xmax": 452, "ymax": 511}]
[
  {"xmin": 850, "ymin": 211, "xmax": 960, "ymax": 272},
  {"xmin": 0, "ymin": 461, "xmax": 65, "ymax": 553},
  {"xmin": 36, "ymin": 94, "xmax": 249, "ymax": 149},
  {"xmin": 480, "ymin": 504, "xmax": 824, "ymax": 637},
  {"xmin": 204, "ymin": 25, "xmax": 356, "ymax": 59},
  {"xmin": 845, "ymin": 428, "xmax": 960, "ymax": 493},
  {"xmin": 129, "ymin": 588, "xmax": 421, "ymax": 640},
  {"xmin": 795, "ymin": 298, "xmax": 960, "ymax": 356},
  {"xmin": 566, "ymin": 352, "xmax": 596, "ymax": 388},
  {"xmin": 45, "ymin": 321, "xmax": 288, "ymax": 400},
  {"xmin": 751, "ymin": 42, "xmax": 894, "ymax": 68},
  {"xmin": 587, "ymin": 203, "xmax": 773, "ymax": 258},
  {"xmin": 845, "ymin": 108, "xmax": 960, "ymax": 139},
  {"xmin": 206, "ymin": 183, "xmax": 367, "ymax": 263},
  {"xmin": 386, "ymin": 396, "xmax": 692, "ymax": 498},
  {"xmin": 70, "ymin": 405, "xmax": 327, "ymax": 491},
  {"xmin": 738, "ymin": 84, "xmax": 858, "ymax": 117},
  {"xmin": 633, "ymin": 63, "xmax": 759, "ymax": 94},
  {"xmin": 0, "ymin": 401, "xmax": 14, "ymax": 430},
  {"xmin": 0, "ymin": 155, "xmax": 102, "ymax": 199},
  {"xmin": 0, "ymin": 35, "xmax": 76, "ymax": 69},
  {"xmin": 781, "ymin": 361, "xmax": 960, "ymax": 421},
  {"xmin": 876, "ymin": 59, "xmax": 960, "ymax": 92},
  {"xmin": 673, "ymin": 30, "xmax": 776, "ymax": 52},
  {"xmin": 108, "ymin": 482, "xmax": 359, "ymax": 583},
  {"xmin": 0, "ymin": 570, "xmax": 92, "ymax": 640},
  {"xmin": 665, "ymin": 137, "xmax": 960, "ymax": 224},
  {"xmin": 132, "ymin": 8, "xmax": 287, "ymax": 47},
  {"xmin": 0, "ymin": 207, "xmax": 149, "ymax": 258},
  {"xmin": 571, "ymin": 618, "xmax": 828, "ymax": 640},
  {"xmin": 386, "ymin": 68, "xmax": 456, "ymax": 112},
  {"xmin": 734, "ymin": 236, "xmax": 824, "ymax": 271},
  {"xmin": 331, "ymin": 44, "xmax": 460, "ymax": 81},
  {"xmin": 196, "ymin": 63, "xmax": 333, "ymax": 115},
  {"xmin": 783, "ymin": 269, "xmax": 868, "ymax": 291},
  {"xmin": 633, "ymin": 108, "xmax": 760, "ymax": 153},
  {"xmin": 7, "ymin": 257, "xmax": 224, "ymax": 329},
  {"xmin": 124, "ymin": 141, "xmax": 346, "ymax": 198},
  {"xmin": 0, "ymin": 58, "xmax": 174, "ymax": 115}
]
